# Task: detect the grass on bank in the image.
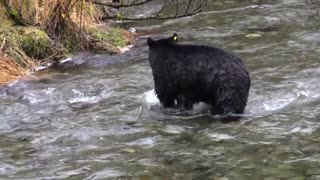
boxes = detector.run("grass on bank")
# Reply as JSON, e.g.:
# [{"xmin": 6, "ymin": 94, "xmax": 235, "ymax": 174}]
[
  {"xmin": 0, "ymin": 0, "xmax": 133, "ymax": 85},
  {"xmin": 0, "ymin": 56, "xmax": 29, "ymax": 84},
  {"xmin": 0, "ymin": 39, "xmax": 37, "ymax": 84}
]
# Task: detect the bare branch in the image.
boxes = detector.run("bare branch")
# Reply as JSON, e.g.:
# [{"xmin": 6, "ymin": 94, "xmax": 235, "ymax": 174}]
[
  {"xmin": 307, "ymin": 9, "xmax": 319, "ymax": 19},
  {"xmin": 100, "ymin": 0, "xmax": 208, "ymax": 21},
  {"xmin": 0, "ymin": 38, "xmax": 6, "ymax": 51},
  {"xmin": 175, "ymin": 0, "xmax": 179, "ymax": 16},
  {"xmin": 90, "ymin": 0, "xmax": 153, "ymax": 8},
  {"xmin": 185, "ymin": 0, "xmax": 192, "ymax": 14}
]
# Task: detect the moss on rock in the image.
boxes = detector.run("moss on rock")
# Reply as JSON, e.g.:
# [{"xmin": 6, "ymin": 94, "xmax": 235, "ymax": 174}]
[
  {"xmin": 0, "ymin": 26, "xmax": 64, "ymax": 62},
  {"xmin": 19, "ymin": 27, "xmax": 57, "ymax": 60},
  {"xmin": 88, "ymin": 25, "xmax": 134, "ymax": 53}
]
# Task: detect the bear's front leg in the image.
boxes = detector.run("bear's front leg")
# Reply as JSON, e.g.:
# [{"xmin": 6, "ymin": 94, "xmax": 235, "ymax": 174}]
[
  {"xmin": 153, "ymin": 75, "xmax": 177, "ymax": 108},
  {"xmin": 154, "ymin": 80, "xmax": 176, "ymax": 108}
]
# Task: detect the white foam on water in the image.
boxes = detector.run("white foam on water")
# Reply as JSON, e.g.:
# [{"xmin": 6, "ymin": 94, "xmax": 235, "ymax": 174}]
[
  {"xmin": 127, "ymin": 137, "xmax": 156, "ymax": 147},
  {"xmin": 265, "ymin": 16, "xmax": 280, "ymax": 23},
  {"xmin": 208, "ymin": 133, "xmax": 234, "ymax": 141},
  {"xmin": 68, "ymin": 89, "xmax": 112, "ymax": 104},
  {"xmin": 144, "ymin": 89, "xmax": 159, "ymax": 104},
  {"xmin": 0, "ymin": 163, "xmax": 15, "ymax": 175},
  {"xmin": 263, "ymin": 96, "xmax": 296, "ymax": 111},
  {"xmin": 94, "ymin": 169, "xmax": 126, "ymax": 179},
  {"xmin": 289, "ymin": 126, "xmax": 315, "ymax": 135},
  {"xmin": 22, "ymin": 88, "xmax": 56, "ymax": 105},
  {"xmin": 162, "ymin": 125, "xmax": 185, "ymax": 134}
]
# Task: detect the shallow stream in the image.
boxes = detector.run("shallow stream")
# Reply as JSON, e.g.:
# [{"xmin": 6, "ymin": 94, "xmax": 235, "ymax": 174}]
[{"xmin": 1, "ymin": 0, "xmax": 320, "ymax": 179}]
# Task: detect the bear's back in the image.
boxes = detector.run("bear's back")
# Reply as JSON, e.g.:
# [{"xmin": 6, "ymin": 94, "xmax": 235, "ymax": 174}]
[{"xmin": 154, "ymin": 43, "xmax": 247, "ymax": 73}]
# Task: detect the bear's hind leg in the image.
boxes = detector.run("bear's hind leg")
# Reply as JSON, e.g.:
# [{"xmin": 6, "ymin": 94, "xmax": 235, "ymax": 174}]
[
  {"xmin": 211, "ymin": 94, "xmax": 248, "ymax": 122},
  {"xmin": 160, "ymin": 96, "xmax": 175, "ymax": 108},
  {"xmin": 211, "ymin": 88, "xmax": 246, "ymax": 117},
  {"xmin": 176, "ymin": 95, "xmax": 194, "ymax": 110},
  {"xmin": 156, "ymin": 92, "xmax": 176, "ymax": 108}
]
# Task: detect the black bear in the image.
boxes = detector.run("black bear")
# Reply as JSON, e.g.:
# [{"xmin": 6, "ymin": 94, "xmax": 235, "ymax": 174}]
[{"xmin": 147, "ymin": 33, "xmax": 250, "ymax": 116}]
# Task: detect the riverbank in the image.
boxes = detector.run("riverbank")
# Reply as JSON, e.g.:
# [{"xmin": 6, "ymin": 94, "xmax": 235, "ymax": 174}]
[{"xmin": 0, "ymin": 0, "xmax": 134, "ymax": 85}]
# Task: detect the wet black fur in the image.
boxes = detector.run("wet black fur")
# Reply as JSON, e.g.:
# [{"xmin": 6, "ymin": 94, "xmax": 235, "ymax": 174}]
[{"xmin": 147, "ymin": 33, "xmax": 250, "ymax": 115}]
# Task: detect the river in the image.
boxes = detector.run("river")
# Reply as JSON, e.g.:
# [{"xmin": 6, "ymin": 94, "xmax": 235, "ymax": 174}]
[{"xmin": 1, "ymin": 0, "xmax": 320, "ymax": 179}]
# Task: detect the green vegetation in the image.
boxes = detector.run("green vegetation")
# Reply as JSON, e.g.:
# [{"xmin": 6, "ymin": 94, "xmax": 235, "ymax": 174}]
[
  {"xmin": 20, "ymin": 27, "xmax": 58, "ymax": 60},
  {"xmin": 89, "ymin": 26, "xmax": 133, "ymax": 50},
  {"xmin": 0, "ymin": 0, "xmax": 133, "ymax": 84}
]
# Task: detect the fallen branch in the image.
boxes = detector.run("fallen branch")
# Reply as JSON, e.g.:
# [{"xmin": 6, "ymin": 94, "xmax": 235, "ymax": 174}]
[
  {"xmin": 0, "ymin": 38, "xmax": 5, "ymax": 51},
  {"xmin": 90, "ymin": 0, "xmax": 153, "ymax": 8},
  {"xmin": 307, "ymin": 9, "xmax": 320, "ymax": 20},
  {"xmin": 100, "ymin": 0, "xmax": 208, "ymax": 20}
]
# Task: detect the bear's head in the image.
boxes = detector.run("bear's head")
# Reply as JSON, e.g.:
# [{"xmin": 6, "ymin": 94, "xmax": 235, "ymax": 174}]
[{"xmin": 147, "ymin": 33, "xmax": 178, "ymax": 48}]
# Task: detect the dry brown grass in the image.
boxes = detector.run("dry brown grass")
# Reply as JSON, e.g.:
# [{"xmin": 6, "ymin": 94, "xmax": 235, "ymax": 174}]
[
  {"xmin": 0, "ymin": 38, "xmax": 37, "ymax": 85},
  {"xmin": 9, "ymin": 0, "xmax": 102, "ymax": 25},
  {"xmin": 9, "ymin": 0, "xmax": 103, "ymax": 40},
  {"xmin": 0, "ymin": 56, "xmax": 28, "ymax": 84}
]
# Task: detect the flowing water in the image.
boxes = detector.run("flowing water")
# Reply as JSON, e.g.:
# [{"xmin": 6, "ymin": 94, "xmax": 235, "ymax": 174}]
[{"xmin": 1, "ymin": 0, "xmax": 320, "ymax": 179}]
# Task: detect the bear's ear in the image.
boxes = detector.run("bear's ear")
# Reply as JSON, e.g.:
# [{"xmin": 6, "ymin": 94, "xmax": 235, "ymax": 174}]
[
  {"xmin": 147, "ymin": 37, "xmax": 154, "ymax": 47},
  {"xmin": 171, "ymin": 33, "xmax": 178, "ymax": 42}
]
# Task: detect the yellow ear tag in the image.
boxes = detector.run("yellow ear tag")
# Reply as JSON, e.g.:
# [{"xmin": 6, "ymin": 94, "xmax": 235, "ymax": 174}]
[{"xmin": 173, "ymin": 36, "xmax": 178, "ymax": 42}]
